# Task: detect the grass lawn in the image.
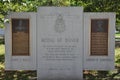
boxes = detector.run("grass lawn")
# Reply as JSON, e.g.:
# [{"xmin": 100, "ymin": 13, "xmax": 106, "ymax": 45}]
[
  {"xmin": 115, "ymin": 48, "xmax": 120, "ymax": 67},
  {"xmin": 0, "ymin": 44, "xmax": 36, "ymax": 80},
  {"xmin": 116, "ymin": 32, "xmax": 120, "ymax": 37},
  {"xmin": 0, "ymin": 44, "xmax": 4, "ymax": 79},
  {"xmin": 115, "ymin": 48, "xmax": 120, "ymax": 55},
  {"xmin": 0, "ymin": 44, "xmax": 5, "ymax": 69},
  {"xmin": 0, "ymin": 44, "xmax": 4, "ymax": 55}
]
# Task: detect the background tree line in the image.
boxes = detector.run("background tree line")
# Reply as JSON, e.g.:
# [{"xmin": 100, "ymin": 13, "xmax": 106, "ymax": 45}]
[{"xmin": 0, "ymin": 0, "xmax": 120, "ymax": 29}]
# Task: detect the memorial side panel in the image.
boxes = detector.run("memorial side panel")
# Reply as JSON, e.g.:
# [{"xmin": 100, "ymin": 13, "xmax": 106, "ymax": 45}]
[
  {"xmin": 84, "ymin": 13, "xmax": 115, "ymax": 70},
  {"xmin": 5, "ymin": 13, "xmax": 37, "ymax": 70}
]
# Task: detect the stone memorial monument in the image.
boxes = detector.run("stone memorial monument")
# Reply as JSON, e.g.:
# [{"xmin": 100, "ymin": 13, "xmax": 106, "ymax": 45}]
[{"xmin": 5, "ymin": 7, "xmax": 115, "ymax": 80}]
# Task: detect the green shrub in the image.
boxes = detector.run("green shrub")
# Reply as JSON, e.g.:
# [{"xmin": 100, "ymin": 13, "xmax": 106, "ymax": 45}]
[{"xmin": 0, "ymin": 39, "xmax": 4, "ymax": 44}]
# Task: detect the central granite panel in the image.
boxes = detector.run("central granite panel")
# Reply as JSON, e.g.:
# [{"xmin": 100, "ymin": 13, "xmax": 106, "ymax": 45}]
[{"xmin": 37, "ymin": 7, "xmax": 83, "ymax": 80}]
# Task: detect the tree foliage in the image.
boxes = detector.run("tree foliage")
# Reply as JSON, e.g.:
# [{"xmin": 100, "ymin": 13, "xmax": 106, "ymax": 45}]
[{"xmin": 0, "ymin": 0, "xmax": 120, "ymax": 28}]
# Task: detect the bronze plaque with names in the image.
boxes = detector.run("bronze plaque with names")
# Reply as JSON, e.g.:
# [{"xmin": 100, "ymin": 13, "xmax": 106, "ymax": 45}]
[
  {"xmin": 91, "ymin": 19, "xmax": 108, "ymax": 56},
  {"xmin": 12, "ymin": 19, "xmax": 29, "ymax": 56}
]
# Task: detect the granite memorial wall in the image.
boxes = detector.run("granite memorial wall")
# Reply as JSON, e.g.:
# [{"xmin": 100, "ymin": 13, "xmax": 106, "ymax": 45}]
[{"xmin": 5, "ymin": 7, "xmax": 115, "ymax": 80}]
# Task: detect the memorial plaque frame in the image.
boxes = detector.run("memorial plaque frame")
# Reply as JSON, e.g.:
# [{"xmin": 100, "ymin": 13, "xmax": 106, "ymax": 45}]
[
  {"xmin": 12, "ymin": 18, "xmax": 30, "ymax": 56},
  {"xmin": 90, "ymin": 19, "xmax": 109, "ymax": 56}
]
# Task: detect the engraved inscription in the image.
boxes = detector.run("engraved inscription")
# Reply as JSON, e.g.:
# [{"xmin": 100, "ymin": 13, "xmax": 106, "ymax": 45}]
[
  {"xmin": 41, "ymin": 37, "xmax": 79, "ymax": 61},
  {"xmin": 91, "ymin": 19, "xmax": 108, "ymax": 55},
  {"xmin": 42, "ymin": 45, "xmax": 78, "ymax": 61},
  {"xmin": 86, "ymin": 58, "xmax": 112, "ymax": 62}
]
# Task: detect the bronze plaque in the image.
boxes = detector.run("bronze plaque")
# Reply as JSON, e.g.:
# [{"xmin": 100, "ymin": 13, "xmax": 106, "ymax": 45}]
[
  {"xmin": 12, "ymin": 19, "xmax": 29, "ymax": 56},
  {"xmin": 91, "ymin": 19, "xmax": 108, "ymax": 56}
]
